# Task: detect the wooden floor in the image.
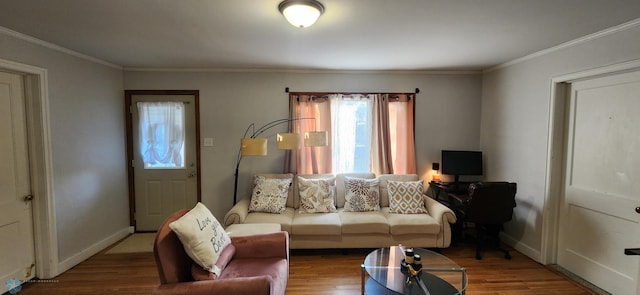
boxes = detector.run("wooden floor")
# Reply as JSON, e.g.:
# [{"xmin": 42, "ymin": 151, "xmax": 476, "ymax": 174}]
[{"xmin": 18, "ymin": 243, "xmax": 600, "ymax": 295}]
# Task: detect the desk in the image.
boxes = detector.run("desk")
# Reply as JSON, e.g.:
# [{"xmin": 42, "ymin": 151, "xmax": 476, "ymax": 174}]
[
  {"xmin": 428, "ymin": 182, "xmax": 472, "ymax": 244},
  {"xmin": 428, "ymin": 182, "xmax": 471, "ymax": 205}
]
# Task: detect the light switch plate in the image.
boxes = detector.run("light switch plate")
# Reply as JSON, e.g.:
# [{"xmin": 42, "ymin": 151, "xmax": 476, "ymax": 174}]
[{"xmin": 203, "ymin": 138, "xmax": 214, "ymax": 147}]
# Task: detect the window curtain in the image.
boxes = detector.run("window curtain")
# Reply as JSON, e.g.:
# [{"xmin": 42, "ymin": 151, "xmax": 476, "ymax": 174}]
[
  {"xmin": 371, "ymin": 94, "xmax": 392, "ymax": 174},
  {"xmin": 286, "ymin": 92, "xmax": 416, "ymax": 175},
  {"xmin": 285, "ymin": 94, "xmax": 332, "ymax": 174},
  {"xmin": 137, "ymin": 101, "xmax": 185, "ymax": 168},
  {"xmin": 384, "ymin": 94, "xmax": 416, "ymax": 174}
]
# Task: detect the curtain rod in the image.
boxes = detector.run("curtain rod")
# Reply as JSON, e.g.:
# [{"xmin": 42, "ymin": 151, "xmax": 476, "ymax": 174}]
[{"xmin": 284, "ymin": 87, "xmax": 420, "ymax": 95}]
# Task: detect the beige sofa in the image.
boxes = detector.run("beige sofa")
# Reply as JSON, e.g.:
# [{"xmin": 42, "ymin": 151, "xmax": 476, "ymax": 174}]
[{"xmin": 223, "ymin": 173, "xmax": 457, "ymax": 249}]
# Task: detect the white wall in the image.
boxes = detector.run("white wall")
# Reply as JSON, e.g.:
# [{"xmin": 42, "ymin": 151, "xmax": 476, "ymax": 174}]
[
  {"xmin": 0, "ymin": 31, "xmax": 129, "ymax": 263},
  {"xmin": 480, "ymin": 20, "xmax": 640, "ymax": 261},
  {"xmin": 123, "ymin": 71, "xmax": 482, "ymax": 219}
]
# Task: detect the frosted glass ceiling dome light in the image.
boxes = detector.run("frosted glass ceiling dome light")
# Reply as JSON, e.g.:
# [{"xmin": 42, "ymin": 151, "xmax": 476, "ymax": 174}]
[{"xmin": 278, "ymin": 0, "xmax": 325, "ymax": 28}]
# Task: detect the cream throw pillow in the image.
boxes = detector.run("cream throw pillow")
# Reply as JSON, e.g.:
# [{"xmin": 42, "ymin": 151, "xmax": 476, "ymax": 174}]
[
  {"xmin": 169, "ymin": 202, "xmax": 231, "ymax": 276},
  {"xmin": 249, "ymin": 175, "xmax": 292, "ymax": 213},
  {"xmin": 388, "ymin": 180, "xmax": 427, "ymax": 214},
  {"xmin": 343, "ymin": 177, "xmax": 380, "ymax": 212},
  {"xmin": 298, "ymin": 176, "xmax": 337, "ymax": 213}
]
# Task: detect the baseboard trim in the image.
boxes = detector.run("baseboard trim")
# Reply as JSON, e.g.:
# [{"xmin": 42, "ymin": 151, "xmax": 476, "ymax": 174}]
[
  {"xmin": 56, "ymin": 227, "xmax": 130, "ymax": 275},
  {"xmin": 500, "ymin": 232, "xmax": 542, "ymax": 263}
]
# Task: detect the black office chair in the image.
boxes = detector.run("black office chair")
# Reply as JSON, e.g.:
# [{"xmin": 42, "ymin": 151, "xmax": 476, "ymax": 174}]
[{"xmin": 461, "ymin": 182, "xmax": 517, "ymax": 260}]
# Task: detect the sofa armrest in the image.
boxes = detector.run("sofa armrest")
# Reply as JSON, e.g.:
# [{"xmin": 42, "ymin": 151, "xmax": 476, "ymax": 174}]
[
  {"xmin": 223, "ymin": 197, "xmax": 250, "ymax": 226},
  {"xmin": 152, "ymin": 276, "xmax": 271, "ymax": 295},
  {"xmin": 231, "ymin": 231, "xmax": 290, "ymax": 261},
  {"xmin": 424, "ymin": 195, "xmax": 457, "ymax": 225}
]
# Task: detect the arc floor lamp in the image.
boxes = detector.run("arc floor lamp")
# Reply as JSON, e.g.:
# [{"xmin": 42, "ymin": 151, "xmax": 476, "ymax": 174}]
[{"xmin": 233, "ymin": 118, "xmax": 327, "ymax": 204}]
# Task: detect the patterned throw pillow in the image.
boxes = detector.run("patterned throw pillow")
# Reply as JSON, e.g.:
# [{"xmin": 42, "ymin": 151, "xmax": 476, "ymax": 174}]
[
  {"xmin": 388, "ymin": 180, "xmax": 427, "ymax": 214},
  {"xmin": 343, "ymin": 177, "xmax": 380, "ymax": 212},
  {"xmin": 249, "ymin": 175, "xmax": 292, "ymax": 213},
  {"xmin": 298, "ymin": 176, "xmax": 337, "ymax": 213},
  {"xmin": 169, "ymin": 202, "xmax": 231, "ymax": 276}
]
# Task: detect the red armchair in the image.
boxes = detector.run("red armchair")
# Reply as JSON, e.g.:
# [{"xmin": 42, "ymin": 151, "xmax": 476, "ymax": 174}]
[{"xmin": 153, "ymin": 209, "xmax": 289, "ymax": 295}]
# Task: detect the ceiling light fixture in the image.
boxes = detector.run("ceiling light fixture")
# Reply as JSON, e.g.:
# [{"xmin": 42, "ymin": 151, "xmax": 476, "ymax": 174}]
[{"xmin": 278, "ymin": 0, "xmax": 325, "ymax": 28}]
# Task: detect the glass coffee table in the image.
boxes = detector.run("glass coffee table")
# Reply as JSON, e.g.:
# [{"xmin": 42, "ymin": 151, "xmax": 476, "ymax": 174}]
[{"xmin": 361, "ymin": 246, "xmax": 467, "ymax": 295}]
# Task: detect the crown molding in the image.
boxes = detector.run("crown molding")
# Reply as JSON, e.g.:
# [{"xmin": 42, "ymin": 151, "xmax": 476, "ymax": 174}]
[
  {"xmin": 123, "ymin": 67, "xmax": 481, "ymax": 75},
  {"xmin": 484, "ymin": 18, "xmax": 640, "ymax": 73},
  {"xmin": 0, "ymin": 26, "xmax": 122, "ymax": 70}
]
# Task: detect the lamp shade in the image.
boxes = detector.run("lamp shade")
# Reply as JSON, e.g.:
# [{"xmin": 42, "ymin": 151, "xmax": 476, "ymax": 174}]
[
  {"xmin": 241, "ymin": 138, "xmax": 267, "ymax": 156},
  {"xmin": 276, "ymin": 133, "xmax": 300, "ymax": 150},
  {"xmin": 432, "ymin": 162, "xmax": 440, "ymax": 171},
  {"xmin": 304, "ymin": 131, "xmax": 328, "ymax": 147},
  {"xmin": 278, "ymin": 0, "xmax": 324, "ymax": 28}
]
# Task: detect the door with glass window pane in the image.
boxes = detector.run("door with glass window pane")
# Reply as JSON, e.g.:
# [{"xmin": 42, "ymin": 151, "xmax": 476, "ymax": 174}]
[{"xmin": 127, "ymin": 91, "xmax": 199, "ymax": 231}]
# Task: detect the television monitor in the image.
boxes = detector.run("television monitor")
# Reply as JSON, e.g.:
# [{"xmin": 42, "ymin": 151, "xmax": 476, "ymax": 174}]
[{"xmin": 441, "ymin": 150, "xmax": 483, "ymax": 183}]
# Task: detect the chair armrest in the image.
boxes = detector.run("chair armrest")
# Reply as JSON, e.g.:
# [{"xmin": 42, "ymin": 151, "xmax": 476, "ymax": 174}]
[
  {"xmin": 152, "ymin": 276, "xmax": 271, "ymax": 295},
  {"xmin": 223, "ymin": 198, "xmax": 250, "ymax": 226},
  {"xmin": 424, "ymin": 195, "xmax": 457, "ymax": 225},
  {"xmin": 231, "ymin": 231, "xmax": 289, "ymax": 261}
]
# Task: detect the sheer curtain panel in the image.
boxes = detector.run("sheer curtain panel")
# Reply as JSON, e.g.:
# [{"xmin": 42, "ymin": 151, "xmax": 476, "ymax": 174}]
[{"xmin": 330, "ymin": 94, "xmax": 374, "ymax": 173}]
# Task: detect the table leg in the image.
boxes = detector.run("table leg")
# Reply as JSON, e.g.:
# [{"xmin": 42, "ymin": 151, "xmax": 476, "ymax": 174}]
[{"xmin": 361, "ymin": 264, "xmax": 365, "ymax": 295}]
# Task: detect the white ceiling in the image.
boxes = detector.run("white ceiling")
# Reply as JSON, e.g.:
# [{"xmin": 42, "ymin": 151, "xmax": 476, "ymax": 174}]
[{"xmin": 0, "ymin": 0, "xmax": 639, "ymax": 71}]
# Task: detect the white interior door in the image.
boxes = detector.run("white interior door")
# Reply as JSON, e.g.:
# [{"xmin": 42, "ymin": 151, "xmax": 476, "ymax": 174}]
[
  {"xmin": 558, "ymin": 70, "xmax": 640, "ymax": 295},
  {"xmin": 130, "ymin": 94, "xmax": 199, "ymax": 231},
  {"xmin": 0, "ymin": 72, "xmax": 36, "ymax": 289}
]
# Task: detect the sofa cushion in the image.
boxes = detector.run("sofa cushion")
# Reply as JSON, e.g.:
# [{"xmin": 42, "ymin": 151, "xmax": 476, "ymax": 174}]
[
  {"xmin": 169, "ymin": 202, "xmax": 231, "ymax": 274},
  {"xmin": 383, "ymin": 207, "xmax": 440, "ymax": 235},
  {"xmin": 253, "ymin": 173, "xmax": 295, "ymax": 208},
  {"xmin": 335, "ymin": 173, "xmax": 376, "ymax": 208},
  {"xmin": 244, "ymin": 207, "xmax": 295, "ymax": 233},
  {"xmin": 339, "ymin": 209, "xmax": 389, "ymax": 234},
  {"xmin": 294, "ymin": 174, "xmax": 335, "ymax": 209},
  {"xmin": 378, "ymin": 174, "xmax": 419, "ymax": 207},
  {"xmin": 249, "ymin": 175, "xmax": 292, "ymax": 214},
  {"xmin": 388, "ymin": 180, "xmax": 427, "ymax": 214},
  {"xmin": 292, "ymin": 212, "xmax": 341, "ymax": 235},
  {"xmin": 297, "ymin": 176, "xmax": 337, "ymax": 213},
  {"xmin": 343, "ymin": 177, "xmax": 380, "ymax": 212}
]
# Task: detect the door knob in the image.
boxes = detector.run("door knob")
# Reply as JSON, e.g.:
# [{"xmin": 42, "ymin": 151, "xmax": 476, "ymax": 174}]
[
  {"xmin": 23, "ymin": 195, "xmax": 34, "ymax": 202},
  {"xmin": 636, "ymin": 207, "xmax": 640, "ymax": 214}
]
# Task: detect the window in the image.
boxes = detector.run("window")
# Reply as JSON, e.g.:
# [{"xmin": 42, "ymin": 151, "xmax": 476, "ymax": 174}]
[
  {"xmin": 137, "ymin": 102, "xmax": 185, "ymax": 169},
  {"xmin": 287, "ymin": 93, "xmax": 416, "ymax": 175},
  {"xmin": 331, "ymin": 95, "xmax": 373, "ymax": 173}
]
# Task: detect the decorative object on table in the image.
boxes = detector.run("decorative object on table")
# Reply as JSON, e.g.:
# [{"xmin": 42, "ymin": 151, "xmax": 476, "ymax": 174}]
[
  {"xmin": 401, "ymin": 249, "xmax": 423, "ymax": 278},
  {"xmin": 399, "ymin": 245, "xmax": 430, "ymax": 294},
  {"xmin": 233, "ymin": 118, "xmax": 328, "ymax": 204}
]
